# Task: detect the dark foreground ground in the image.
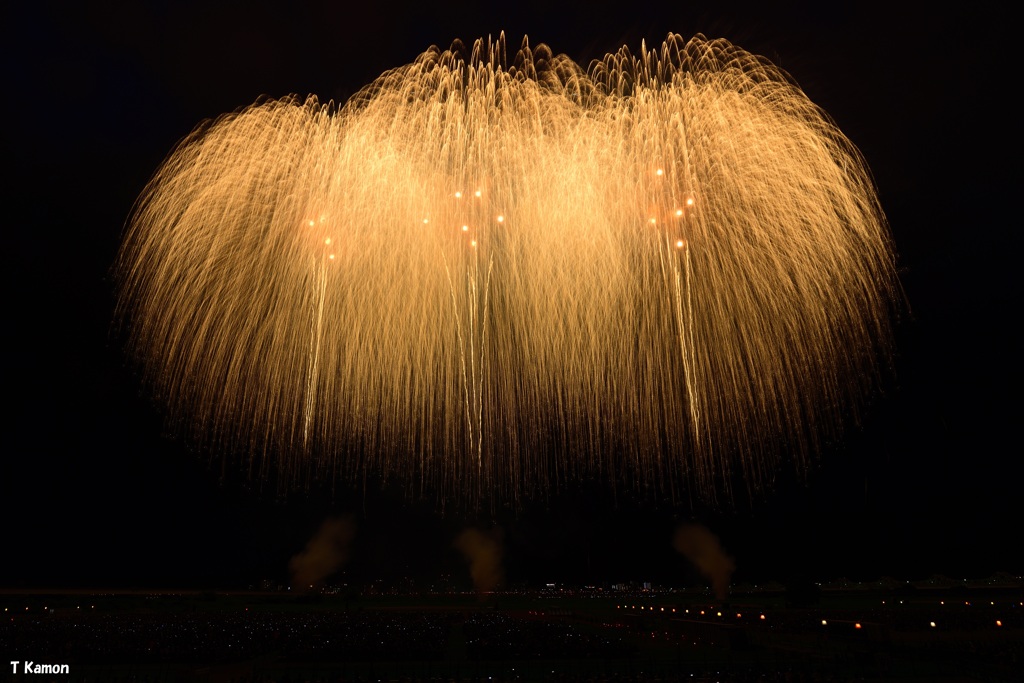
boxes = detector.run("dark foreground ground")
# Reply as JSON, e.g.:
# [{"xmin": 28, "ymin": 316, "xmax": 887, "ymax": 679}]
[{"xmin": 2, "ymin": 587, "xmax": 1021, "ymax": 682}]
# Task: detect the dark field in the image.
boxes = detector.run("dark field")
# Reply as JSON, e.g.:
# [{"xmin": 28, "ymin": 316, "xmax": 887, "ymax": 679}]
[{"xmin": 2, "ymin": 587, "xmax": 1021, "ymax": 682}]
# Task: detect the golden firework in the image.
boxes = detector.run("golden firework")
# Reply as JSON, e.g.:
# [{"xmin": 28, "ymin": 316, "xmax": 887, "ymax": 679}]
[{"xmin": 116, "ymin": 34, "xmax": 900, "ymax": 506}]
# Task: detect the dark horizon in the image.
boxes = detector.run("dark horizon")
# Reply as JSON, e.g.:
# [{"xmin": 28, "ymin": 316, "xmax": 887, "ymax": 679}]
[{"xmin": 4, "ymin": 1, "xmax": 1017, "ymax": 592}]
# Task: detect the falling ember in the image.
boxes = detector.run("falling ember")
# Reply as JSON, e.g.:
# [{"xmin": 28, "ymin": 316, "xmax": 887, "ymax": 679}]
[{"xmin": 115, "ymin": 33, "xmax": 900, "ymax": 506}]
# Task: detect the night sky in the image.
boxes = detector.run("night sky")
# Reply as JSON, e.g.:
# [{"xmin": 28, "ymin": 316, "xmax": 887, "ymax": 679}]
[{"xmin": 3, "ymin": 2, "xmax": 1017, "ymax": 590}]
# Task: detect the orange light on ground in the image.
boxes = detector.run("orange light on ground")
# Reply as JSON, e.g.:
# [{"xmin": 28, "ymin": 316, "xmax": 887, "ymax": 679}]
[{"xmin": 855, "ymin": 623, "xmax": 862, "ymax": 629}]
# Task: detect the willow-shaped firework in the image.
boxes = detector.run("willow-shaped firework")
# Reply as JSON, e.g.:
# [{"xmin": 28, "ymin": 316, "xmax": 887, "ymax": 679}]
[{"xmin": 117, "ymin": 33, "xmax": 899, "ymax": 506}]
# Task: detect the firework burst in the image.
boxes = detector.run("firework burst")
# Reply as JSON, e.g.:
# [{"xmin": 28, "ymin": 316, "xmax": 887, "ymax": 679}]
[{"xmin": 116, "ymin": 33, "xmax": 900, "ymax": 506}]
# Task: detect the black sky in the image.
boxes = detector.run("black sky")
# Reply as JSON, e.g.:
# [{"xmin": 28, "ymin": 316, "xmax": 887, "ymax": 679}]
[{"xmin": 3, "ymin": 1, "xmax": 1018, "ymax": 590}]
